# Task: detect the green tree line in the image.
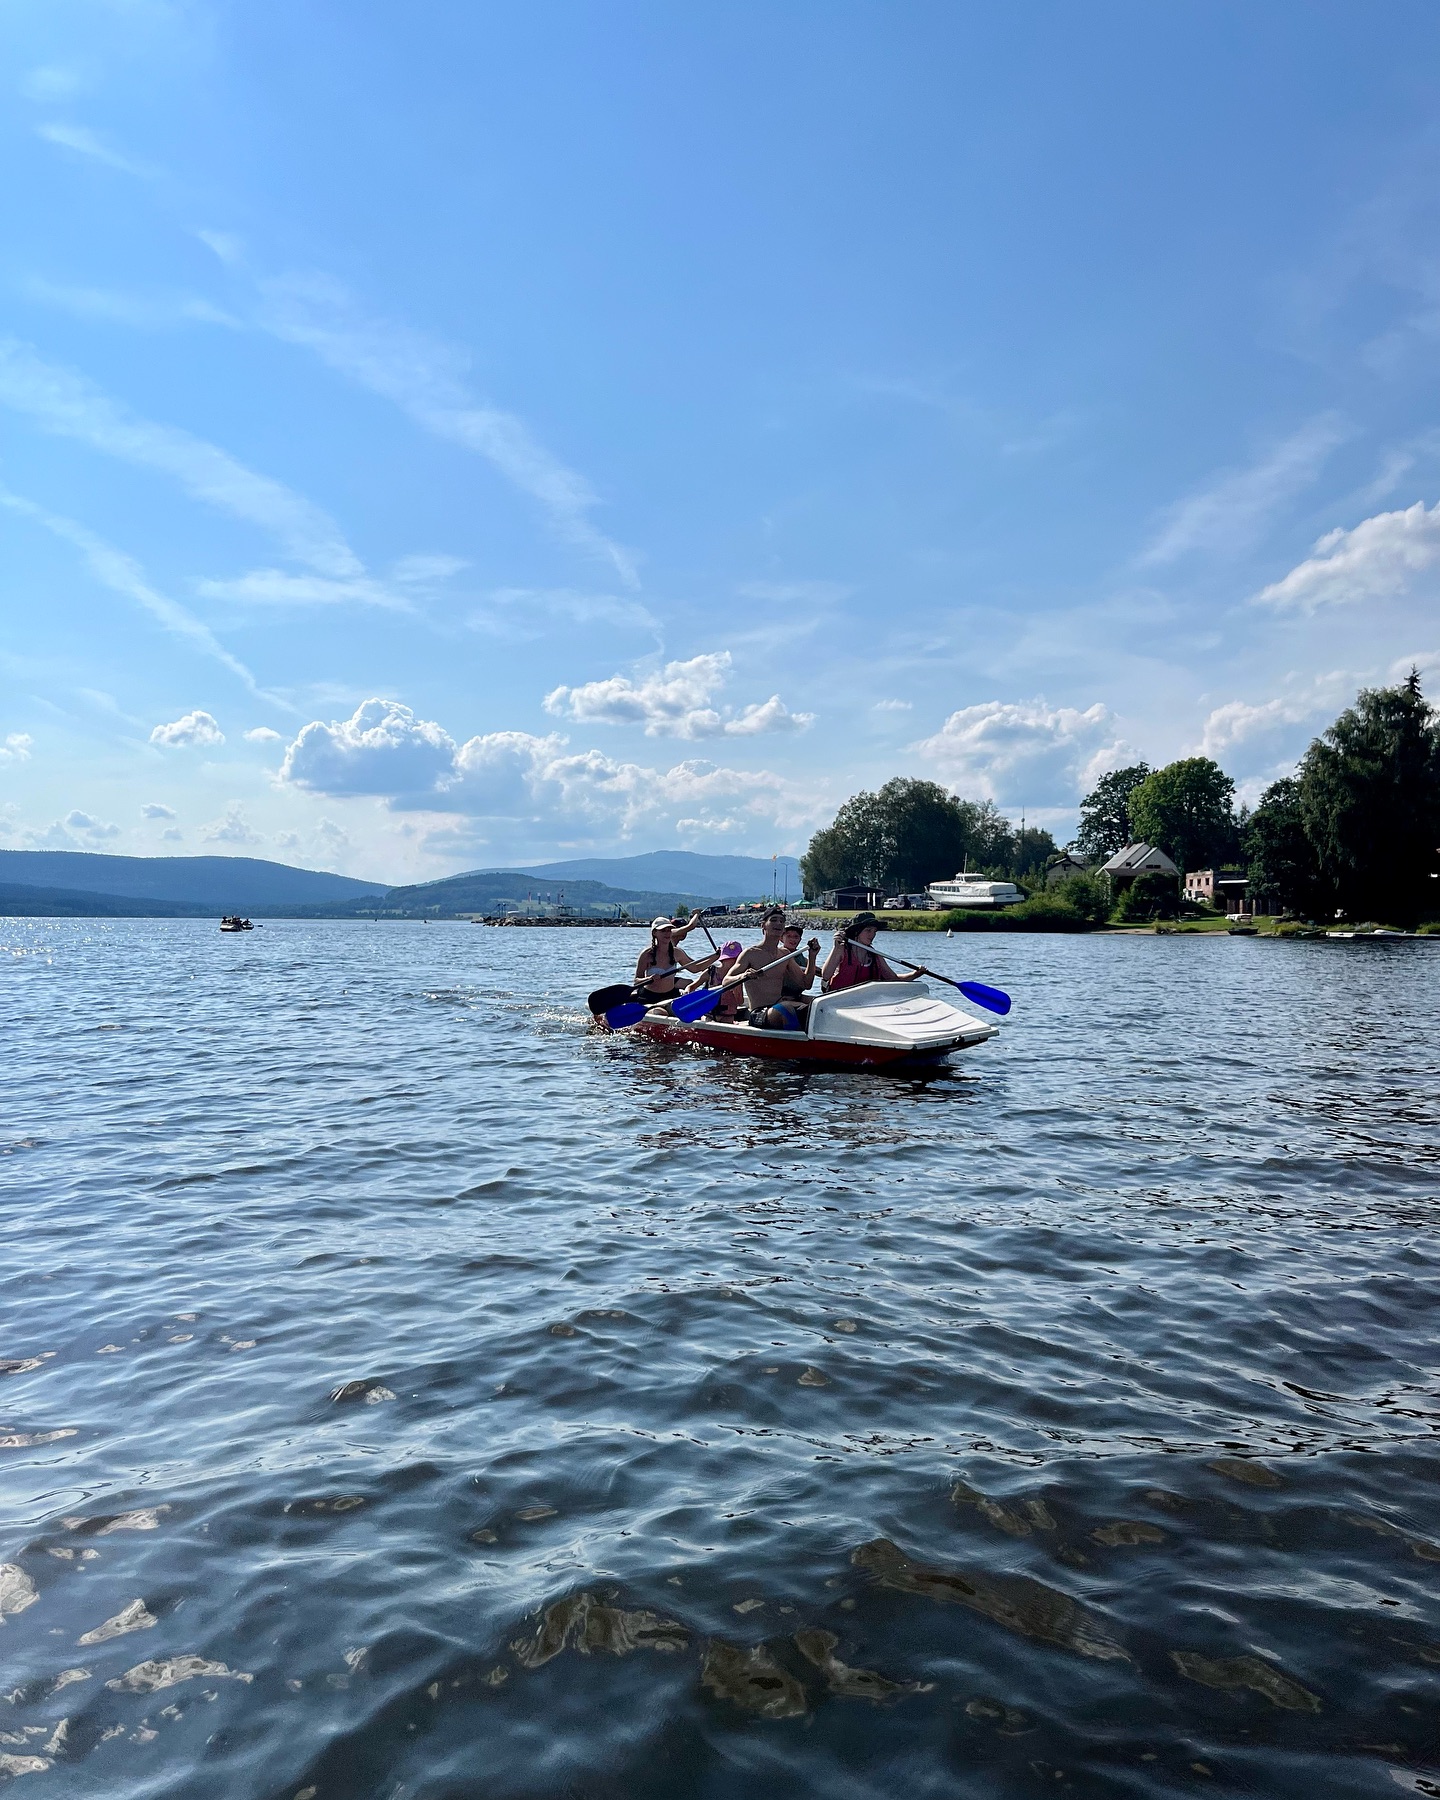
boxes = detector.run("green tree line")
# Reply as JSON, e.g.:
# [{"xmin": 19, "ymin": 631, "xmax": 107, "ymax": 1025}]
[
  {"xmin": 799, "ymin": 673, "xmax": 1440, "ymax": 925},
  {"xmin": 799, "ymin": 778, "xmax": 1057, "ymax": 897}
]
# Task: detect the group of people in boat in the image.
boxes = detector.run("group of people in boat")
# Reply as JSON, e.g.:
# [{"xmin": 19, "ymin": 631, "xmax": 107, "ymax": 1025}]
[{"xmin": 627, "ymin": 905, "xmax": 920, "ymax": 1032}]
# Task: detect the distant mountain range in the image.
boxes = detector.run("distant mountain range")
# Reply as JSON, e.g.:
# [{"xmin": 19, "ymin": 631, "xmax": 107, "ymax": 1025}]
[
  {"xmin": 0, "ymin": 851, "xmax": 387, "ymax": 909},
  {"xmin": 0, "ymin": 848, "xmax": 802, "ymax": 919},
  {"xmin": 363, "ymin": 870, "xmax": 720, "ymax": 919},
  {"xmin": 518, "ymin": 851, "xmax": 802, "ymax": 900}
]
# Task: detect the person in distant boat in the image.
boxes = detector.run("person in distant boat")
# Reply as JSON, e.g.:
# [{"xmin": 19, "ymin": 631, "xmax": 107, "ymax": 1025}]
[
  {"xmin": 633, "ymin": 914, "xmax": 707, "ymax": 1004},
  {"xmin": 821, "ymin": 912, "xmax": 923, "ymax": 992},
  {"xmin": 682, "ymin": 939, "xmax": 746, "ymax": 1022}
]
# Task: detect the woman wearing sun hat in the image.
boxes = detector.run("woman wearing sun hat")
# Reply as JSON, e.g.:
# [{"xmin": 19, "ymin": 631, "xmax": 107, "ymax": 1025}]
[
  {"xmin": 633, "ymin": 912, "xmax": 707, "ymax": 1005},
  {"xmin": 821, "ymin": 911, "xmax": 923, "ymax": 993}
]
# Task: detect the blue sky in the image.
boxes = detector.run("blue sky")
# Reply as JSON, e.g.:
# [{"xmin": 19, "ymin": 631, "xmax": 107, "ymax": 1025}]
[{"xmin": 2, "ymin": 0, "xmax": 1439, "ymax": 882}]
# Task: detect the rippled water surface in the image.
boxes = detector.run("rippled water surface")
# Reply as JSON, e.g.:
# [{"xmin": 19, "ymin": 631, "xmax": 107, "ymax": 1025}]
[{"xmin": 4, "ymin": 920, "xmax": 1440, "ymax": 1799}]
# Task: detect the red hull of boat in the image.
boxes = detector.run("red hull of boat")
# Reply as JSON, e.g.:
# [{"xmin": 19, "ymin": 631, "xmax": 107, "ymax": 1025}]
[{"xmin": 627, "ymin": 1017, "xmax": 964, "ymax": 1067}]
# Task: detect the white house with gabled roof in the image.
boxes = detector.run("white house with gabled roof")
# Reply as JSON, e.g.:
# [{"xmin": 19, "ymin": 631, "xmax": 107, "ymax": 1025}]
[{"xmin": 1099, "ymin": 842, "xmax": 1179, "ymax": 894}]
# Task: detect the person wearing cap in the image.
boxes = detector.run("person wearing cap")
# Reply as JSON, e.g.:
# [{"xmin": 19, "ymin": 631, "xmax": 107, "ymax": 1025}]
[
  {"xmin": 633, "ymin": 912, "xmax": 707, "ymax": 1005},
  {"xmin": 681, "ymin": 938, "xmax": 746, "ymax": 1021},
  {"xmin": 821, "ymin": 911, "xmax": 922, "ymax": 993}
]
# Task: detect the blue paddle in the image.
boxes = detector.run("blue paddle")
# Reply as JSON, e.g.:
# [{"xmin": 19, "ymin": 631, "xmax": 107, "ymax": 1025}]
[
  {"xmin": 854, "ymin": 945, "xmax": 1012, "ymax": 1014},
  {"xmin": 602, "ymin": 1000, "xmax": 650, "ymax": 1029}
]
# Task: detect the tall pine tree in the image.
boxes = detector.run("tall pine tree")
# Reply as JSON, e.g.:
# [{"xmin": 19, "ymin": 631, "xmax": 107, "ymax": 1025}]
[{"xmin": 1297, "ymin": 670, "xmax": 1440, "ymax": 924}]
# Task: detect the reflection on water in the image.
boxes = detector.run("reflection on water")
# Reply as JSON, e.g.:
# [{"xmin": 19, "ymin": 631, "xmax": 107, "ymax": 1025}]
[{"xmin": 2, "ymin": 919, "xmax": 1439, "ymax": 1797}]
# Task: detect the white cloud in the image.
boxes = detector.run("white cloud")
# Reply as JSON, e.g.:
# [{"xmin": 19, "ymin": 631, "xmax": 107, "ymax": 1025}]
[
  {"xmin": 202, "ymin": 803, "xmax": 263, "ymax": 846},
  {"xmin": 912, "ymin": 698, "xmax": 1127, "ymax": 805},
  {"xmin": 468, "ymin": 587, "xmax": 658, "ymax": 639},
  {"xmin": 36, "ymin": 121, "xmax": 155, "ymax": 179},
  {"xmin": 872, "ymin": 699, "xmax": 913, "ymax": 713},
  {"xmin": 22, "ymin": 278, "xmax": 241, "ymax": 332},
  {"xmin": 63, "ymin": 809, "xmax": 120, "ymax": 839},
  {"xmin": 0, "ymin": 485, "xmax": 264, "ymax": 692},
  {"xmin": 252, "ymin": 273, "xmax": 636, "ymax": 583},
  {"xmin": 140, "ymin": 801, "xmax": 176, "ymax": 819},
  {"xmin": 1254, "ymin": 499, "xmax": 1440, "ymax": 612},
  {"xmin": 197, "ymin": 570, "xmax": 409, "ymax": 609},
  {"xmin": 275, "ymin": 698, "xmax": 818, "ymax": 853},
  {"xmin": 0, "ymin": 732, "xmax": 33, "ymax": 764},
  {"xmin": 1140, "ymin": 415, "xmax": 1348, "ymax": 565},
  {"xmin": 197, "ymin": 230, "xmax": 245, "ymax": 267},
  {"xmin": 280, "ymin": 699, "xmax": 457, "ymax": 798},
  {"xmin": 1197, "ymin": 672, "xmax": 1351, "ymax": 756},
  {"xmin": 243, "ymin": 726, "xmax": 284, "ymax": 744},
  {"xmin": 161, "ymin": 826, "xmax": 183, "ymax": 842},
  {"xmin": 313, "ymin": 818, "xmax": 350, "ymax": 854},
  {"xmin": 1389, "ymin": 648, "xmax": 1440, "ymax": 685},
  {"xmin": 393, "ymin": 554, "xmax": 469, "ymax": 585},
  {"xmin": 272, "ymin": 831, "xmax": 301, "ymax": 850},
  {"xmin": 150, "ymin": 710, "xmax": 224, "ymax": 748},
  {"xmin": 543, "ymin": 653, "xmax": 813, "ymax": 739},
  {"xmin": 736, "ymin": 579, "xmax": 853, "ymax": 605},
  {"xmin": 0, "ymin": 339, "xmax": 362, "ymax": 578}
]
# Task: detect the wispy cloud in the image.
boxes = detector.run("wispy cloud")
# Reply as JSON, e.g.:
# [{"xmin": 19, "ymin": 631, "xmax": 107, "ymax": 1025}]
[
  {"xmin": 467, "ymin": 586, "xmax": 659, "ymax": 640},
  {"xmin": 544, "ymin": 652, "xmax": 814, "ymax": 738},
  {"xmin": 21, "ymin": 278, "xmax": 241, "ymax": 331},
  {"xmin": 1197, "ymin": 672, "xmax": 1351, "ymax": 756},
  {"xmin": 1140, "ymin": 414, "xmax": 1348, "ymax": 566},
  {"xmin": 196, "ymin": 570, "xmax": 410, "ymax": 610},
  {"xmin": 0, "ymin": 338, "xmax": 362, "ymax": 578},
  {"xmin": 0, "ymin": 732, "xmax": 34, "ymax": 765},
  {"xmin": 1254, "ymin": 498, "xmax": 1440, "ymax": 612},
  {"xmin": 36, "ymin": 122, "xmax": 156, "ymax": 179},
  {"xmin": 249, "ymin": 272, "xmax": 637, "ymax": 584},
  {"xmin": 0, "ymin": 484, "xmax": 266, "ymax": 695}
]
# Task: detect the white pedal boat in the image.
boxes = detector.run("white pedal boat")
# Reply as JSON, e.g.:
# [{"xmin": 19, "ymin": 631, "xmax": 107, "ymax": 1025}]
[{"xmin": 628, "ymin": 980, "xmax": 1000, "ymax": 1067}]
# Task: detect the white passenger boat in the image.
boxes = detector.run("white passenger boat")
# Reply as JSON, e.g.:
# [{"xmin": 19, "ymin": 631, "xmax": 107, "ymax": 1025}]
[
  {"xmin": 629, "ymin": 981, "xmax": 1000, "ymax": 1068},
  {"xmin": 926, "ymin": 872, "xmax": 1023, "ymax": 908}
]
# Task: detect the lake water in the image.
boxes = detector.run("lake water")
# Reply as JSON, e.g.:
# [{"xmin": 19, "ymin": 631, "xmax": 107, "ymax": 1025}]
[{"xmin": 3, "ymin": 919, "xmax": 1439, "ymax": 1800}]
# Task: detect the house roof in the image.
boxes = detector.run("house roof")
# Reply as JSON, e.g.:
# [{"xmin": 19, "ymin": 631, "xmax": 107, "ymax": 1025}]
[{"xmin": 1100, "ymin": 841, "xmax": 1180, "ymax": 876}]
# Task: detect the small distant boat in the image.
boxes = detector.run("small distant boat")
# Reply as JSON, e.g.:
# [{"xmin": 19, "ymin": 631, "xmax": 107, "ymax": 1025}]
[
  {"xmin": 219, "ymin": 916, "xmax": 254, "ymax": 932},
  {"xmin": 619, "ymin": 982, "xmax": 999, "ymax": 1069}
]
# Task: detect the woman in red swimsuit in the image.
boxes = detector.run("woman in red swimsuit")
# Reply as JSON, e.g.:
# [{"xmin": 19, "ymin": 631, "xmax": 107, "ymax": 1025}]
[{"xmin": 821, "ymin": 912, "xmax": 924, "ymax": 992}]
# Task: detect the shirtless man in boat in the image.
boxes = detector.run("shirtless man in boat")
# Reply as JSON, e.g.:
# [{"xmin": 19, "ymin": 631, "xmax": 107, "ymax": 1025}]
[{"xmin": 728, "ymin": 908, "xmax": 821, "ymax": 1029}]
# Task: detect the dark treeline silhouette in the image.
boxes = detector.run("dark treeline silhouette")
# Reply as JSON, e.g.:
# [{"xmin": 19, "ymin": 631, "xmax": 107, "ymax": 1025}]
[{"xmin": 1247, "ymin": 671, "xmax": 1439, "ymax": 925}]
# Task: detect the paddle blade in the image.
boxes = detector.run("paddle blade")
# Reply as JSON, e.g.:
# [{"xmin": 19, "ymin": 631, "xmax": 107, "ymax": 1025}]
[
  {"xmin": 957, "ymin": 980, "xmax": 1012, "ymax": 1016},
  {"xmin": 602, "ymin": 1001, "xmax": 648, "ymax": 1029},
  {"xmin": 670, "ymin": 986, "xmax": 724, "ymax": 1022},
  {"xmin": 588, "ymin": 983, "xmax": 634, "ymax": 1015}
]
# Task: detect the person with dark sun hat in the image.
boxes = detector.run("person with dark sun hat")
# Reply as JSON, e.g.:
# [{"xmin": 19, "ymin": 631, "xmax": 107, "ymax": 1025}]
[{"xmin": 821, "ymin": 912, "xmax": 922, "ymax": 993}]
